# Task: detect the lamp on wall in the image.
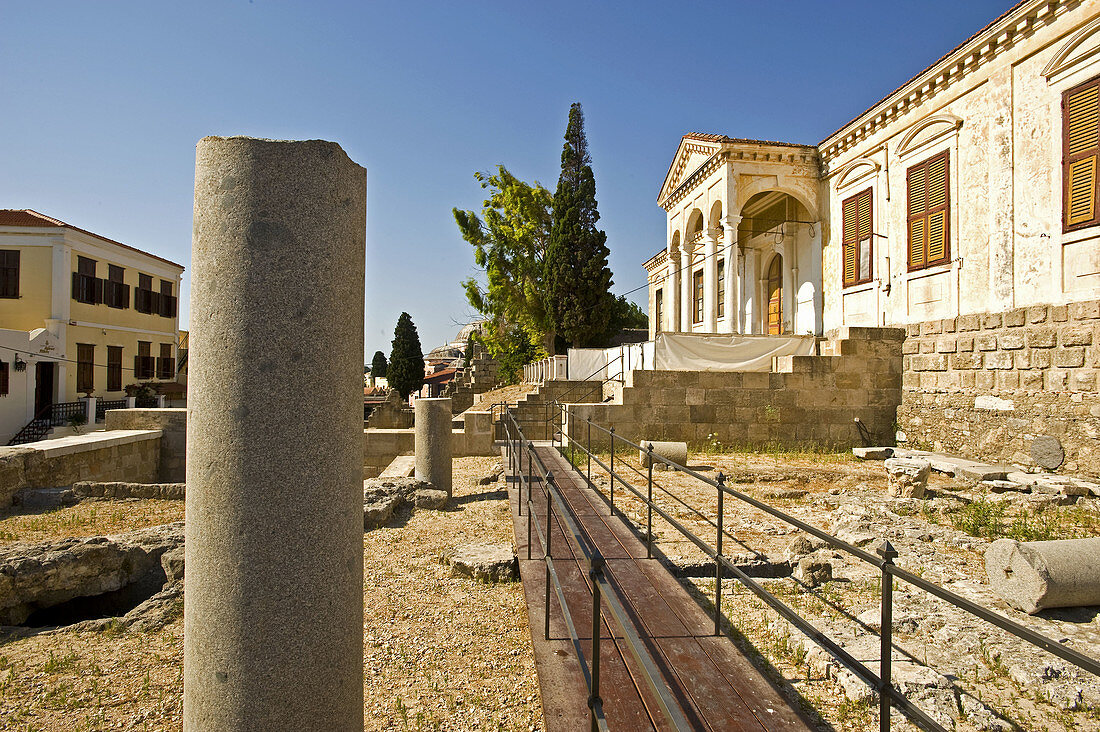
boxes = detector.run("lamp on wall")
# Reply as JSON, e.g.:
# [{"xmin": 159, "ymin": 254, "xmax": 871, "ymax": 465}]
[{"xmin": 13, "ymin": 355, "xmax": 27, "ymax": 372}]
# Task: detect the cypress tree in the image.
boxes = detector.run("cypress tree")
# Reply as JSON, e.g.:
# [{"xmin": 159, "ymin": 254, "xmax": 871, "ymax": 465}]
[
  {"xmin": 387, "ymin": 312, "xmax": 424, "ymax": 399},
  {"xmin": 371, "ymin": 350, "xmax": 388, "ymax": 378},
  {"xmin": 544, "ymin": 102, "xmax": 615, "ymax": 349}
]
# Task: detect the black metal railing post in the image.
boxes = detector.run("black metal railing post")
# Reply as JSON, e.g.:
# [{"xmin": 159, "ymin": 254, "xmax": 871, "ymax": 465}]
[
  {"xmin": 518, "ymin": 427, "xmax": 524, "ymax": 517},
  {"xmin": 586, "ymin": 418, "xmax": 592, "ymax": 487},
  {"xmin": 545, "ymin": 471, "xmax": 555, "ymax": 641},
  {"xmin": 589, "ymin": 551, "xmax": 605, "ymax": 732},
  {"xmin": 646, "ymin": 444, "xmax": 654, "ymax": 559},
  {"xmin": 878, "ymin": 540, "xmax": 898, "ymax": 732},
  {"xmin": 527, "ymin": 443, "xmax": 534, "ymax": 561},
  {"xmin": 715, "ymin": 472, "xmax": 726, "ymax": 636},
  {"xmin": 608, "ymin": 426, "xmax": 615, "ymax": 512}
]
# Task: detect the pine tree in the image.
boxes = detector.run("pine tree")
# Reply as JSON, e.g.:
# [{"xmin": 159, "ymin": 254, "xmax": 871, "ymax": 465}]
[
  {"xmin": 544, "ymin": 102, "xmax": 615, "ymax": 349},
  {"xmin": 387, "ymin": 313, "xmax": 424, "ymax": 399}
]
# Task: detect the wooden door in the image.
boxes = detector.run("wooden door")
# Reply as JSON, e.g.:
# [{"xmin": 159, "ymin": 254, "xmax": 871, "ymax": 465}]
[
  {"xmin": 767, "ymin": 256, "xmax": 783, "ymax": 335},
  {"xmin": 34, "ymin": 362, "xmax": 54, "ymax": 415}
]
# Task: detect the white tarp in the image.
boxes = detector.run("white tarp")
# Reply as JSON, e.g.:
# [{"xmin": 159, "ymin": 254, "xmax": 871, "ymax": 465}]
[
  {"xmin": 567, "ymin": 348, "xmax": 609, "ymax": 381},
  {"xmin": 653, "ymin": 333, "xmax": 815, "ymax": 372}
]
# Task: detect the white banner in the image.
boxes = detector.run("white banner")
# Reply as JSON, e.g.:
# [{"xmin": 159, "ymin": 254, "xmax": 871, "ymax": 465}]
[{"xmin": 653, "ymin": 333, "xmax": 815, "ymax": 372}]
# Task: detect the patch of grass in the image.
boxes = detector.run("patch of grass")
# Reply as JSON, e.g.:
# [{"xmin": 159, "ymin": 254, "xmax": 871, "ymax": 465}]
[
  {"xmin": 42, "ymin": 650, "xmax": 80, "ymax": 674},
  {"xmin": 949, "ymin": 499, "xmax": 1100, "ymax": 541}
]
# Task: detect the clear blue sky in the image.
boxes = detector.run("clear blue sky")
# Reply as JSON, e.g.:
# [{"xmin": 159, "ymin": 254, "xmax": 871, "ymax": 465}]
[{"xmin": 2, "ymin": 0, "xmax": 1015, "ymax": 357}]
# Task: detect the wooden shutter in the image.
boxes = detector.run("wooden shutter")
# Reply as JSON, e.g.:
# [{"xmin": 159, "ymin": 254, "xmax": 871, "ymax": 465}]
[
  {"xmin": 841, "ymin": 195, "xmax": 858, "ymax": 284},
  {"xmin": 842, "ymin": 188, "xmax": 873, "ymax": 286},
  {"xmin": 1064, "ymin": 78, "xmax": 1100, "ymax": 230},
  {"xmin": 907, "ymin": 152, "xmax": 950, "ymax": 269}
]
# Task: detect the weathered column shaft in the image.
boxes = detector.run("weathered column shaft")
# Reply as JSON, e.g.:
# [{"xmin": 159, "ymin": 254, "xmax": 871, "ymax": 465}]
[
  {"xmin": 985, "ymin": 537, "xmax": 1100, "ymax": 614},
  {"xmin": 185, "ymin": 136, "xmax": 366, "ymax": 731},
  {"xmin": 415, "ymin": 397, "xmax": 452, "ymax": 495}
]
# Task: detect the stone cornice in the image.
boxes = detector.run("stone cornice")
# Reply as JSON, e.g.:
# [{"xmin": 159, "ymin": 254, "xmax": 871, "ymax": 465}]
[
  {"xmin": 819, "ymin": 0, "xmax": 1076, "ymax": 162},
  {"xmin": 643, "ymin": 248, "xmax": 668, "ymax": 273}
]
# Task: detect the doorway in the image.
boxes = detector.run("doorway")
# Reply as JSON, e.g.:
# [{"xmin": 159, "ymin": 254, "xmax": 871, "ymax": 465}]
[
  {"xmin": 34, "ymin": 361, "xmax": 54, "ymax": 416},
  {"xmin": 767, "ymin": 255, "xmax": 783, "ymax": 335}
]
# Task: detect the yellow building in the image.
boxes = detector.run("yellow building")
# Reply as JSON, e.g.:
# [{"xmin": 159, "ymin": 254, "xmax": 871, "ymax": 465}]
[{"xmin": 0, "ymin": 210, "xmax": 184, "ymax": 443}]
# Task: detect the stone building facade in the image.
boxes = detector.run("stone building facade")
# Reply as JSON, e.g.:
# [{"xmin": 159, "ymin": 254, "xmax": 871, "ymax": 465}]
[{"xmin": 642, "ymin": 1, "xmax": 1100, "ymax": 467}]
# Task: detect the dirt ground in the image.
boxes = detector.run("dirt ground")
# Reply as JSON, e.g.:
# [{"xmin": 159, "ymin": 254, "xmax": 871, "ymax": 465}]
[
  {"xmin": 0, "ymin": 456, "xmax": 542, "ymax": 732},
  {"xmin": 576, "ymin": 445, "xmax": 1100, "ymax": 732}
]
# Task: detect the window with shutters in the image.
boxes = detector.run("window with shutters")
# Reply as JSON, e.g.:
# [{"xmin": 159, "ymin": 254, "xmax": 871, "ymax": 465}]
[
  {"xmin": 841, "ymin": 188, "xmax": 873, "ymax": 286},
  {"xmin": 716, "ymin": 259, "xmax": 725, "ymax": 318},
  {"xmin": 77, "ymin": 343, "xmax": 95, "ymax": 393},
  {"xmin": 1063, "ymin": 75, "xmax": 1100, "ymax": 232},
  {"xmin": 0, "ymin": 361, "xmax": 8, "ymax": 396},
  {"xmin": 135, "ymin": 341, "xmax": 155, "ymax": 379},
  {"xmin": 692, "ymin": 269, "xmax": 704, "ymax": 324},
  {"xmin": 0, "ymin": 250, "xmax": 19, "ymax": 298},
  {"xmin": 107, "ymin": 346, "xmax": 123, "ymax": 392},
  {"xmin": 105, "ymin": 264, "xmax": 129, "ymax": 309},
  {"xmin": 158, "ymin": 343, "xmax": 175, "ymax": 380},
  {"xmin": 72, "ymin": 256, "xmax": 102, "ymax": 304},
  {"xmin": 135, "ymin": 273, "xmax": 159, "ymax": 314},
  {"xmin": 906, "ymin": 151, "xmax": 950, "ymax": 271}
]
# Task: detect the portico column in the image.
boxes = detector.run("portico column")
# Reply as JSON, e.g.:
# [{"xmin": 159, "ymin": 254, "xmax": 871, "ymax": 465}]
[
  {"xmin": 723, "ymin": 216, "xmax": 740, "ymax": 334},
  {"xmin": 680, "ymin": 249, "xmax": 692, "ymax": 331},
  {"xmin": 667, "ymin": 258, "xmax": 679, "ymax": 333},
  {"xmin": 701, "ymin": 231, "xmax": 717, "ymax": 333}
]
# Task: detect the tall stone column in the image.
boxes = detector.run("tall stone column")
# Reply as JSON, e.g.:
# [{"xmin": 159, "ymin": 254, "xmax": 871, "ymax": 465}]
[
  {"xmin": 680, "ymin": 248, "xmax": 692, "ymax": 331},
  {"xmin": 415, "ymin": 397, "xmax": 453, "ymax": 496},
  {"xmin": 667, "ymin": 256, "xmax": 679, "ymax": 333},
  {"xmin": 701, "ymin": 231, "xmax": 717, "ymax": 333},
  {"xmin": 723, "ymin": 216, "xmax": 740, "ymax": 334},
  {"xmin": 185, "ymin": 137, "xmax": 366, "ymax": 731}
]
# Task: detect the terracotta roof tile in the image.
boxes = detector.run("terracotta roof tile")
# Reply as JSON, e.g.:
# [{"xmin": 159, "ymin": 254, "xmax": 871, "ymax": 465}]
[{"xmin": 0, "ymin": 209, "xmax": 185, "ymax": 270}]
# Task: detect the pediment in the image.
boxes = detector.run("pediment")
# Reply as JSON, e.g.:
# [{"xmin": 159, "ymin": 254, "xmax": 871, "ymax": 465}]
[
  {"xmin": 658, "ymin": 137, "xmax": 722, "ymax": 203},
  {"xmin": 1044, "ymin": 16, "xmax": 1100, "ymax": 81},
  {"xmin": 896, "ymin": 114, "xmax": 963, "ymax": 159}
]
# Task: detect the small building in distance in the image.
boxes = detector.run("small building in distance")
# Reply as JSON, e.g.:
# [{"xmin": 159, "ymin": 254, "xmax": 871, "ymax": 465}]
[{"xmin": 0, "ymin": 209, "xmax": 184, "ymax": 444}]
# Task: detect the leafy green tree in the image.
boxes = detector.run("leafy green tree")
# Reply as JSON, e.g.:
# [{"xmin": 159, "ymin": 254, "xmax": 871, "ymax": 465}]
[
  {"xmin": 493, "ymin": 325, "xmax": 538, "ymax": 385},
  {"xmin": 463, "ymin": 333, "xmax": 475, "ymax": 369},
  {"xmin": 454, "ymin": 166, "xmax": 555, "ymax": 356},
  {"xmin": 387, "ymin": 313, "xmax": 424, "ymax": 399},
  {"xmin": 604, "ymin": 295, "xmax": 648, "ymax": 339},
  {"xmin": 371, "ymin": 351, "xmax": 387, "ymax": 379},
  {"xmin": 544, "ymin": 102, "xmax": 615, "ymax": 349}
]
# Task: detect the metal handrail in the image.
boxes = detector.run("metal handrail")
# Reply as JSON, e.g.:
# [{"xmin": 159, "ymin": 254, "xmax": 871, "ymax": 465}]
[
  {"xmin": 501, "ymin": 408, "xmax": 691, "ymax": 731},
  {"xmin": 554, "ymin": 406, "xmax": 1100, "ymax": 732}
]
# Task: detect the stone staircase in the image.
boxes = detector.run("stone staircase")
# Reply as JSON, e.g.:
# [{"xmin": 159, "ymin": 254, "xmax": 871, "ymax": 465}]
[{"xmin": 563, "ymin": 327, "xmax": 905, "ymax": 450}]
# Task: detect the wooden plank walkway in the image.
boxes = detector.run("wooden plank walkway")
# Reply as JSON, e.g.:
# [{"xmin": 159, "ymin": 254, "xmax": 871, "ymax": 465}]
[{"xmin": 507, "ymin": 444, "xmax": 816, "ymax": 732}]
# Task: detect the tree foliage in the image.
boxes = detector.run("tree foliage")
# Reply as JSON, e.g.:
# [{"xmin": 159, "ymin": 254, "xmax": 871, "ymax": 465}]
[
  {"xmin": 387, "ymin": 312, "xmax": 424, "ymax": 399},
  {"xmin": 544, "ymin": 103, "xmax": 615, "ymax": 349},
  {"xmin": 606, "ymin": 295, "xmax": 648, "ymax": 337},
  {"xmin": 371, "ymin": 350, "xmax": 388, "ymax": 379}
]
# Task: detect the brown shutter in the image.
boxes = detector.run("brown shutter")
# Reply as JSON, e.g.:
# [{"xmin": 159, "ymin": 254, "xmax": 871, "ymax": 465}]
[
  {"xmin": 857, "ymin": 189, "xmax": 872, "ymax": 281},
  {"xmin": 907, "ymin": 152, "xmax": 950, "ymax": 269},
  {"xmin": 0, "ymin": 361, "xmax": 8, "ymax": 396},
  {"xmin": 1065, "ymin": 80, "xmax": 1100, "ymax": 229},
  {"xmin": 841, "ymin": 195, "xmax": 858, "ymax": 285}
]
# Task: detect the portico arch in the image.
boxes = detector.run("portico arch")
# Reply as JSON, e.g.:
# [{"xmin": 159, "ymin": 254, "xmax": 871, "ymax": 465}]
[{"xmin": 736, "ymin": 190, "xmax": 821, "ymax": 335}]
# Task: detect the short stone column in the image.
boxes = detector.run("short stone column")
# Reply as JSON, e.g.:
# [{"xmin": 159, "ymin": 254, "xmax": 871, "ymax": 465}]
[
  {"xmin": 156, "ymin": 395, "xmax": 167, "ymax": 408},
  {"xmin": 985, "ymin": 537, "xmax": 1100, "ymax": 614},
  {"xmin": 415, "ymin": 397, "xmax": 452, "ymax": 496},
  {"xmin": 125, "ymin": 396, "xmax": 137, "ymax": 408},
  {"xmin": 185, "ymin": 136, "xmax": 366, "ymax": 731},
  {"xmin": 83, "ymin": 397, "xmax": 97, "ymax": 426}
]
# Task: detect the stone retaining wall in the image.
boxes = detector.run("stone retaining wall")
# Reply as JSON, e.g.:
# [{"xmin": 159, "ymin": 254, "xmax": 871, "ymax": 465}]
[
  {"xmin": 105, "ymin": 409, "xmax": 186, "ymax": 482},
  {"xmin": 898, "ymin": 299, "xmax": 1100, "ymax": 475},
  {"xmin": 363, "ymin": 409, "xmax": 494, "ymax": 479},
  {"xmin": 0, "ymin": 430, "xmax": 161, "ymax": 506}
]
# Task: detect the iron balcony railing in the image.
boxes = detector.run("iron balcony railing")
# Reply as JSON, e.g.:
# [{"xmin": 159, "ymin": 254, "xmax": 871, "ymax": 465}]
[
  {"xmin": 500, "ymin": 407, "xmax": 691, "ymax": 731},
  {"xmin": 7, "ymin": 400, "xmax": 87, "ymax": 446},
  {"xmin": 95, "ymin": 399, "xmax": 127, "ymax": 422},
  {"xmin": 550, "ymin": 404, "xmax": 1100, "ymax": 732}
]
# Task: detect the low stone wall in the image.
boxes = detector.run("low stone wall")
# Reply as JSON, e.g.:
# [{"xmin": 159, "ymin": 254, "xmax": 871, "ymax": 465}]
[
  {"xmin": 566, "ymin": 328, "xmax": 904, "ymax": 450},
  {"xmin": 0, "ymin": 430, "xmax": 161, "ymax": 507},
  {"xmin": 104, "ymin": 408, "xmax": 186, "ymax": 482},
  {"xmin": 363, "ymin": 409, "xmax": 493, "ymax": 478},
  {"xmin": 73, "ymin": 481, "xmax": 185, "ymax": 500},
  {"xmin": 898, "ymin": 299, "xmax": 1100, "ymax": 475}
]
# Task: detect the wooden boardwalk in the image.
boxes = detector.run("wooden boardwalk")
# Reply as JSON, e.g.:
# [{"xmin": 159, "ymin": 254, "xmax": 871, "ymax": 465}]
[{"xmin": 507, "ymin": 445, "xmax": 816, "ymax": 732}]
